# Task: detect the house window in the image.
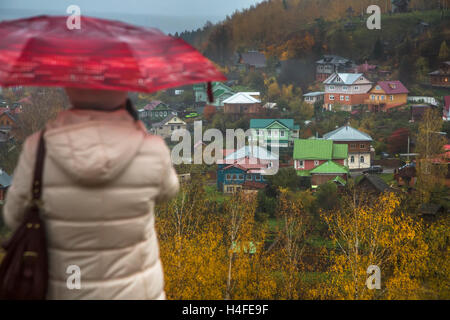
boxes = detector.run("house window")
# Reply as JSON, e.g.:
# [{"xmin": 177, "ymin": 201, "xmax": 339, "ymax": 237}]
[
  {"xmin": 350, "ymin": 144, "xmax": 356, "ymax": 148},
  {"xmin": 390, "ymin": 95, "xmax": 394, "ymax": 101},
  {"xmin": 255, "ymin": 175, "xmax": 261, "ymax": 181},
  {"xmin": 345, "ymin": 96, "xmax": 349, "ymax": 101},
  {"xmin": 329, "ymin": 85, "xmax": 335, "ymax": 90},
  {"xmin": 268, "ymin": 129, "xmax": 272, "ymax": 136},
  {"xmin": 371, "ymin": 95, "xmax": 375, "ymax": 100},
  {"xmin": 381, "ymin": 95, "xmax": 385, "ymax": 100},
  {"xmin": 280, "ymin": 131, "xmax": 285, "ymax": 137},
  {"xmin": 159, "ymin": 126, "xmax": 163, "ymax": 130},
  {"xmin": 329, "ymin": 95, "xmax": 335, "ymax": 100},
  {"xmin": 171, "ymin": 125, "xmax": 174, "ymax": 130},
  {"xmin": 360, "ymin": 156, "xmax": 365, "ymax": 163},
  {"xmin": 360, "ymin": 144, "xmax": 365, "ymax": 149},
  {"xmin": 340, "ymin": 95, "xmax": 344, "ymax": 101},
  {"xmin": 226, "ymin": 174, "xmax": 231, "ymax": 180},
  {"xmin": 376, "ymin": 85, "xmax": 381, "ymax": 90},
  {"xmin": 350, "ymin": 156, "xmax": 355, "ymax": 163},
  {"xmin": 233, "ymin": 174, "xmax": 237, "ymax": 180},
  {"xmin": 226, "ymin": 186, "xmax": 234, "ymax": 193},
  {"xmin": 246, "ymin": 174, "xmax": 252, "ymax": 180},
  {"xmin": 314, "ymin": 160, "xmax": 319, "ymax": 166},
  {"xmin": 354, "ymin": 86, "xmax": 359, "ymax": 90},
  {"xmin": 238, "ymin": 174, "xmax": 244, "ymax": 180},
  {"xmin": 343, "ymin": 86, "xmax": 348, "ymax": 91},
  {"xmin": 256, "ymin": 129, "xmax": 260, "ymax": 135},
  {"xmin": 298, "ymin": 160, "xmax": 305, "ymax": 168}
]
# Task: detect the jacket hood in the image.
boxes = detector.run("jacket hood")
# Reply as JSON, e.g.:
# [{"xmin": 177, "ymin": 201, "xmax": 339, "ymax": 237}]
[{"xmin": 44, "ymin": 109, "xmax": 146, "ymax": 185}]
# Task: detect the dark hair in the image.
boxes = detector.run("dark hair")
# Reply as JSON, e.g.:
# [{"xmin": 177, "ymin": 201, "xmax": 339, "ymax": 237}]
[{"xmin": 125, "ymin": 99, "xmax": 139, "ymax": 121}]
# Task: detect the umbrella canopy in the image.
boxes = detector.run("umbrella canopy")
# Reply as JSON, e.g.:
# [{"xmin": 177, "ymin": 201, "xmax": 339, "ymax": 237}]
[{"xmin": 0, "ymin": 15, "xmax": 226, "ymax": 98}]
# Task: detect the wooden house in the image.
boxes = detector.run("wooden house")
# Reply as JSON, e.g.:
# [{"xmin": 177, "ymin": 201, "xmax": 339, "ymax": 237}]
[
  {"xmin": 315, "ymin": 55, "xmax": 355, "ymax": 82},
  {"xmin": 150, "ymin": 115, "xmax": 187, "ymax": 139},
  {"xmin": 323, "ymin": 125, "xmax": 373, "ymax": 170},
  {"xmin": 249, "ymin": 119, "xmax": 299, "ymax": 149},
  {"xmin": 223, "ymin": 92, "xmax": 262, "ymax": 119},
  {"xmin": 429, "ymin": 61, "xmax": 449, "ymax": 88},
  {"xmin": 366, "ymin": 81, "xmax": 409, "ymax": 112},
  {"xmin": 293, "ymin": 139, "xmax": 349, "ymax": 188},
  {"xmin": 323, "ymin": 73, "xmax": 372, "ymax": 112}
]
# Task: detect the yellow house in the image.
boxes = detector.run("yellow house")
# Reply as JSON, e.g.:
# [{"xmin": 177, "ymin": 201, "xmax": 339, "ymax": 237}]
[{"xmin": 366, "ymin": 81, "xmax": 409, "ymax": 112}]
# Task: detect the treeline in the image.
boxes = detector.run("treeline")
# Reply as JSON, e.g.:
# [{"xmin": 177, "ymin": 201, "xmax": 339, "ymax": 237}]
[
  {"xmin": 179, "ymin": 0, "xmax": 449, "ymax": 68},
  {"xmin": 155, "ymin": 181, "xmax": 449, "ymax": 300}
]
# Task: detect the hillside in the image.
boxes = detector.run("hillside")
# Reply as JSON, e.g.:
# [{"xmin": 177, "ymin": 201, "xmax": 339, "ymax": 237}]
[{"xmin": 180, "ymin": 0, "xmax": 449, "ymax": 88}]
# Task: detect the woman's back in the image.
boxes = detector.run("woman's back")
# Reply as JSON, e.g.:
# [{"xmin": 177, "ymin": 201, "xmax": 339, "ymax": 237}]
[{"xmin": 3, "ymin": 108, "xmax": 179, "ymax": 299}]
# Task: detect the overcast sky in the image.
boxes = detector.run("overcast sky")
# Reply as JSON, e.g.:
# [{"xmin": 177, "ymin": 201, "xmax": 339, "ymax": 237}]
[{"xmin": 0, "ymin": 0, "xmax": 264, "ymax": 33}]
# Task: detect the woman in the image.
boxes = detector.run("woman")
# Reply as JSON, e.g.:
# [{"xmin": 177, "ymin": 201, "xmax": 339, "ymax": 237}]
[{"xmin": 3, "ymin": 88, "xmax": 179, "ymax": 299}]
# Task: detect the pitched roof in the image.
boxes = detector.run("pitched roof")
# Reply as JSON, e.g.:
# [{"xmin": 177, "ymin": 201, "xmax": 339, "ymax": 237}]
[
  {"xmin": 376, "ymin": 81, "xmax": 409, "ymax": 94},
  {"xmin": 293, "ymin": 139, "xmax": 334, "ymax": 160},
  {"xmin": 250, "ymin": 119, "xmax": 295, "ymax": 129},
  {"xmin": 303, "ymin": 91, "xmax": 325, "ymax": 97},
  {"xmin": 151, "ymin": 114, "xmax": 183, "ymax": 127},
  {"xmin": 333, "ymin": 175, "xmax": 347, "ymax": 186},
  {"xmin": 310, "ymin": 160, "xmax": 349, "ymax": 174},
  {"xmin": 324, "ymin": 73, "xmax": 368, "ymax": 85},
  {"xmin": 316, "ymin": 55, "xmax": 353, "ymax": 65},
  {"xmin": 143, "ymin": 100, "xmax": 163, "ymax": 110},
  {"xmin": 323, "ymin": 125, "xmax": 373, "ymax": 142},
  {"xmin": 239, "ymin": 51, "xmax": 266, "ymax": 68},
  {"xmin": 223, "ymin": 92, "xmax": 261, "ymax": 104},
  {"xmin": 332, "ymin": 144, "xmax": 349, "ymax": 159},
  {"xmin": 358, "ymin": 175, "xmax": 390, "ymax": 193}
]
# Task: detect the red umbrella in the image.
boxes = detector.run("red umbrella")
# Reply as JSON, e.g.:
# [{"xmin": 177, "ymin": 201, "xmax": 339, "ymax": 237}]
[{"xmin": 0, "ymin": 15, "xmax": 225, "ymax": 101}]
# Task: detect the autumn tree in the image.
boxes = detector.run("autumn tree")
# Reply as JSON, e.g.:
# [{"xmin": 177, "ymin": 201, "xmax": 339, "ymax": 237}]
[
  {"xmin": 271, "ymin": 188, "xmax": 308, "ymax": 299},
  {"xmin": 12, "ymin": 87, "xmax": 68, "ymax": 142},
  {"xmin": 322, "ymin": 191, "xmax": 429, "ymax": 299},
  {"xmin": 414, "ymin": 108, "xmax": 447, "ymax": 204}
]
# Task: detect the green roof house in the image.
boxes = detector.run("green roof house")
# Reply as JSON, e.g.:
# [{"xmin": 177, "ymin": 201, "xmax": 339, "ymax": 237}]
[
  {"xmin": 293, "ymin": 139, "xmax": 349, "ymax": 188},
  {"xmin": 193, "ymin": 82, "xmax": 235, "ymax": 107},
  {"xmin": 249, "ymin": 119, "xmax": 300, "ymax": 148}
]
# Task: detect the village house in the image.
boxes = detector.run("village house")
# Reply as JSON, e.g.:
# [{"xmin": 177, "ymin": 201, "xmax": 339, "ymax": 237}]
[
  {"xmin": 323, "ymin": 125, "xmax": 373, "ymax": 170},
  {"xmin": 323, "ymin": 73, "xmax": 372, "ymax": 111},
  {"xmin": 140, "ymin": 101, "xmax": 176, "ymax": 123},
  {"xmin": 357, "ymin": 174, "xmax": 393, "ymax": 195},
  {"xmin": 429, "ymin": 61, "xmax": 449, "ymax": 88},
  {"xmin": 193, "ymin": 82, "xmax": 235, "ymax": 107},
  {"xmin": 315, "ymin": 55, "xmax": 356, "ymax": 82},
  {"xmin": 249, "ymin": 119, "xmax": 300, "ymax": 149},
  {"xmin": 303, "ymin": 92, "xmax": 324, "ymax": 105},
  {"xmin": 0, "ymin": 111, "xmax": 18, "ymax": 132},
  {"xmin": 293, "ymin": 139, "xmax": 349, "ymax": 188},
  {"xmin": 216, "ymin": 146, "xmax": 277, "ymax": 194},
  {"xmin": 366, "ymin": 80, "xmax": 409, "ymax": 112},
  {"xmin": 150, "ymin": 114, "xmax": 187, "ymax": 139},
  {"xmin": 235, "ymin": 50, "xmax": 267, "ymax": 71},
  {"xmin": 223, "ymin": 92, "xmax": 262, "ymax": 119}
]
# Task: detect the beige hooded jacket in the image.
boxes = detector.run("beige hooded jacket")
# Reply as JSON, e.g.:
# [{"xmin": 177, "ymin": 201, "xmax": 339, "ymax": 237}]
[{"xmin": 3, "ymin": 108, "xmax": 179, "ymax": 299}]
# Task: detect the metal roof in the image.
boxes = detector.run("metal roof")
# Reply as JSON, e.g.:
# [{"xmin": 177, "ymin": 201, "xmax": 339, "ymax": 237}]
[{"xmin": 323, "ymin": 125, "xmax": 373, "ymax": 142}]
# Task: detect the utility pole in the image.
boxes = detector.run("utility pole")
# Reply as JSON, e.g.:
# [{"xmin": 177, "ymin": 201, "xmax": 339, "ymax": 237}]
[{"xmin": 407, "ymin": 135, "xmax": 410, "ymax": 163}]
